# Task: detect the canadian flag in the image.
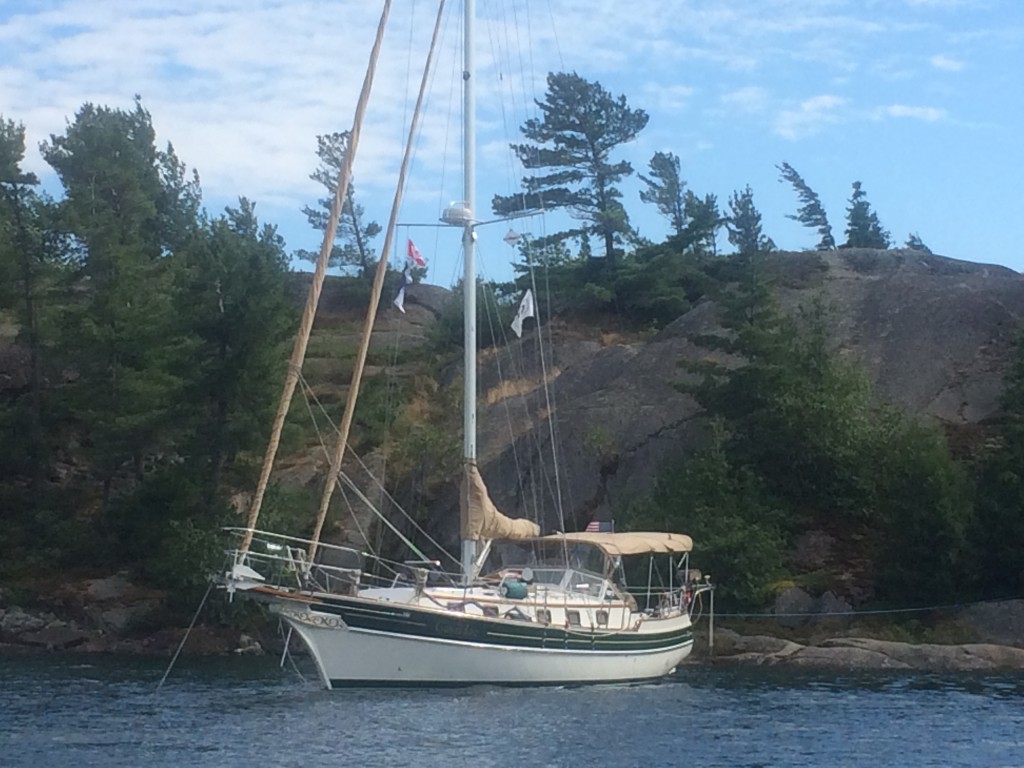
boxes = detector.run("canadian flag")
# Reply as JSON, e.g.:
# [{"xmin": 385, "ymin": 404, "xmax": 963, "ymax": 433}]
[{"xmin": 407, "ymin": 239, "xmax": 426, "ymax": 267}]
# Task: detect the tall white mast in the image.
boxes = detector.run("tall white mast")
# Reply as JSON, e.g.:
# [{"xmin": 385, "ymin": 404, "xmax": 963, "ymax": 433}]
[{"xmin": 460, "ymin": 0, "xmax": 477, "ymax": 582}]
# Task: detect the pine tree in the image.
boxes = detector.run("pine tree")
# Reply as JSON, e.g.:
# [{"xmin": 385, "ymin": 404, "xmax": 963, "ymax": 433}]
[
  {"xmin": 726, "ymin": 185, "xmax": 775, "ymax": 257},
  {"xmin": 777, "ymin": 162, "xmax": 835, "ymax": 250},
  {"xmin": 682, "ymin": 191, "xmax": 723, "ymax": 258},
  {"xmin": 639, "ymin": 151, "xmax": 686, "ymax": 240},
  {"xmin": 904, "ymin": 232, "xmax": 932, "ymax": 253},
  {"xmin": 843, "ymin": 181, "xmax": 890, "ymax": 248},
  {"xmin": 493, "ymin": 71, "xmax": 649, "ymax": 265},
  {"xmin": 297, "ymin": 132, "xmax": 381, "ymax": 278},
  {"xmin": 0, "ymin": 117, "xmax": 46, "ymax": 495},
  {"xmin": 972, "ymin": 326, "xmax": 1024, "ymax": 597},
  {"xmin": 40, "ymin": 99, "xmax": 200, "ymax": 512}
]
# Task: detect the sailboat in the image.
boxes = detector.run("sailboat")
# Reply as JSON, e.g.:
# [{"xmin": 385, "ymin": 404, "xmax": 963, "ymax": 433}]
[{"xmin": 218, "ymin": 0, "xmax": 714, "ymax": 688}]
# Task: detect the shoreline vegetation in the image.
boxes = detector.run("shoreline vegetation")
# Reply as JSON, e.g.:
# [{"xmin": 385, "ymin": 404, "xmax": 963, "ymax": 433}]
[
  {"xmin": 2, "ymin": 574, "xmax": 1022, "ymax": 672},
  {"xmin": 3, "ymin": 89, "xmax": 1024, "ymax": 671}
]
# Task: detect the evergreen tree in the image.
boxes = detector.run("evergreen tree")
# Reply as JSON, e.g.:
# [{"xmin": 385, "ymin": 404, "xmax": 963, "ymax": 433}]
[
  {"xmin": 493, "ymin": 71, "xmax": 649, "ymax": 265},
  {"xmin": 726, "ymin": 185, "xmax": 775, "ymax": 257},
  {"xmin": 0, "ymin": 118, "xmax": 48, "ymax": 501},
  {"xmin": 297, "ymin": 131, "xmax": 381, "ymax": 278},
  {"xmin": 681, "ymin": 191, "xmax": 723, "ymax": 258},
  {"xmin": 843, "ymin": 181, "xmax": 890, "ymax": 248},
  {"xmin": 639, "ymin": 151, "xmax": 686, "ymax": 240},
  {"xmin": 177, "ymin": 198, "xmax": 293, "ymax": 499},
  {"xmin": 627, "ymin": 420, "xmax": 785, "ymax": 608},
  {"xmin": 40, "ymin": 98, "xmax": 200, "ymax": 515},
  {"xmin": 777, "ymin": 162, "xmax": 835, "ymax": 250},
  {"xmin": 904, "ymin": 232, "xmax": 932, "ymax": 253},
  {"xmin": 123, "ymin": 198, "xmax": 294, "ymax": 582},
  {"xmin": 972, "ymin": 326, "xmax": 1024, "ymax": 597}
]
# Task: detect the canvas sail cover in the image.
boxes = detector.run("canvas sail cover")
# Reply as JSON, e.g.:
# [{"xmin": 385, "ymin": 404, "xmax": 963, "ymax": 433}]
[{"xmin": 461, "ymin": 464, "xmax": 540, "ymax": 540}]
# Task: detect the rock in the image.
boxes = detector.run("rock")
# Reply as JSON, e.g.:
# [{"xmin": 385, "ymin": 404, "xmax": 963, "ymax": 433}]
[
  {"xmin": 730, "ymin": 634, "xmax": 803, "ymax": 656},
  {"xmin": 774, "ymin": 587, "xmax": 816, "ymax": 627},
  {"xmin": 84, "ymin": 572, "xmax": 137, "ymax": 601},
  {"xmin": 0, "ymin": 606, "xmax": 49, "ymax": 637},
  {"xmin": 18, "ymin": 626, "xmax": 91, "ymax": 650},
  {"xmin": 955, "ymin": 599, "xmax": 1024, "ymax": 648},
  {"xmin": 812, "ymin": 591, "xmax": 853, "ymax": 631},
  {"xmin": 234, "ymin": 634, "xmax": 264, "ymax": 655},
  {"xmin": 97, "ymin": 601, "xmax": 160, "ymax": 633},
  {"xmin": 711, "ymin": 630, "xmax": 1024, "ymax": 671},
  {"xmin": 820, "ymin": 637, "xmax": 1024, "ymax": 671},
  {"xmin": 784, "ymin": 645, "xmax": 912, "ymax": 670}
]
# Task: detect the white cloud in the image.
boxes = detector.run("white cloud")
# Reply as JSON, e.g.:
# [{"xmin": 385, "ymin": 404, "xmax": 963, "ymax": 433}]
[
  {"xmin": 640, "ymin": 83, "xmax": 696, "ymax": 112},
  {"xmin": 773, "ymin": 94, "xmax": 847, "ymax": 139},
  {"xmin": 930, "ymin": 54, "xmax": 965, "ymax": 71},
  {"xmin": 881, "ymin": 104, "xmax": 949, "ymax": 121},
  {"xmin": 720, "ymin": 86, "xmax": 770, "ymax": 114}
]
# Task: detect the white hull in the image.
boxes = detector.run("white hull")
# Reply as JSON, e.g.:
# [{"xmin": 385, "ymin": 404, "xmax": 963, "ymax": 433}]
[{"xmin": 272, "ymin": 600, "xmax": 694, "ymax": 688}]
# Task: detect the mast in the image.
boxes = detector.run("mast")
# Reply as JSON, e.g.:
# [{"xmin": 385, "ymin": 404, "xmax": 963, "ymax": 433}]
[{"xmin": 459, "ymin": 0, "xmax": 477, "ymax": 583}]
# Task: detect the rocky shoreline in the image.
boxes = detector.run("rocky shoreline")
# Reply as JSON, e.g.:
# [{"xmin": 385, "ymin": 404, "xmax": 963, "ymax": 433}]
[
  {"xmin": 0, "ymin": 573, "xmax": 266, "ymax": 657},
  {"xmin": 704, "ymin": 630, "xmax": 1024, "ymax": 672},
  {"xmin": 3, "ymin": 574, "xmax": 1023, "ymax": 672}
]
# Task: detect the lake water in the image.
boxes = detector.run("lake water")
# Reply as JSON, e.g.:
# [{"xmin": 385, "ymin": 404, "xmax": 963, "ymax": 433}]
[{"xmin": 2, "ymin": 654, "xmax": 1023, "ymax": 767}]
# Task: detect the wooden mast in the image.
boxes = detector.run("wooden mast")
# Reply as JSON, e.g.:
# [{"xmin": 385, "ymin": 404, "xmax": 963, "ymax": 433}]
[
  {"xmin": 306, "ymin": 0, "xmax": 448, "ymax": 562},
  {"xmin": 238, "ymin": 2, "xmax": 393, "ymax": 557}
]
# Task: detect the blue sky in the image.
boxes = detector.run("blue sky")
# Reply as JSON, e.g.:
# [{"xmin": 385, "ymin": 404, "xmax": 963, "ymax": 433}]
[{"xmin": 2, "ymin": 0, "xmax": 1022, "ymax": 285}]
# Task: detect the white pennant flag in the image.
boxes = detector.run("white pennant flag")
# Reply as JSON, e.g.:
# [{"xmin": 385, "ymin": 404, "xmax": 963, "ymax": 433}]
[
  {"xmin": 510, "ymin": 289, "xmax": 535, "ymax": 338},
  {"xmin": 393, "ymin": 268, "xmax": 411, "ymax": 313}
]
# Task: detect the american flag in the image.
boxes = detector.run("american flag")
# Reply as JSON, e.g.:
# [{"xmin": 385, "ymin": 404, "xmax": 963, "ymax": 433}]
[{"xmin": 585, "ymin": 520, "xmax": 613, "ymax": 533}]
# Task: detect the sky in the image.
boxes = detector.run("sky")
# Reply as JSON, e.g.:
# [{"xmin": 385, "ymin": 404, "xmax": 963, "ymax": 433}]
[{"xmin": 2, "ymin": 0, "xmax": 1022, "ymax": 286}]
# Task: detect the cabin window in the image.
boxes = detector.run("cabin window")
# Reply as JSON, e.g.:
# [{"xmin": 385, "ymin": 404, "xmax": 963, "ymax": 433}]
[
  {"xmin": 447, "ymin": 602, "xmax": 466, "ymax": 612},
  {"xmin": 566, "ymin": 610, "xmax": 581, "ymax": 627},
  {"xmin": 596, "ymin": 609, "xmax": 609, "ymax": 627},
  {"xmin": 482, "ymin": 605, "xmax": 499, "ymax": 618},
  {"xmin": 536, "ymin": 609, "xmax": 552, "ymax": 625}
]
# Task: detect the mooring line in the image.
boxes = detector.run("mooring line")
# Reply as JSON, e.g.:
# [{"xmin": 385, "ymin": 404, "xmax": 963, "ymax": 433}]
[{"xmin": 156, "ymin": 582, "xmax": 213, "ymax": 692}]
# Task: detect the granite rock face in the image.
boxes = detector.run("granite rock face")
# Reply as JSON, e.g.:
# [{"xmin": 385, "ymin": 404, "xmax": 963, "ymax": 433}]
[
  {"xmin": 709, "ymin": 630, "xmax": 1024, "ymax": 671},
  {"xmin": 471, "ymin": 250, "xmax": 1024, "ymax": 532}
]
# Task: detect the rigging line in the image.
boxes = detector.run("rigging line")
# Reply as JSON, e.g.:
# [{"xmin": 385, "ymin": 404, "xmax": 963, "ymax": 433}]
[
  {"xmin": 155, "ymin": 582, "xmax": 212, "ymax": 693},
  {"xmin": 488, "ymin": 4, "xmax": 527, "ymax": 195},
  {"xmin": 240, "ymin": 0, "xmax": 393, "ymax": 556},
  {"xmin": 525, "ymin": 239, "xmax": 568, "ymax": 533},
  {"xmin": 278, "ymin": 624, "xmax": 309, "ymax": 684},
  {"xmin": 295, "ymin": 362, "xmax": 459, "ymax": 569},
  {"xmin": 335, "ymin": 481, "xmax": 374, "ymax": 554},
  {"xmin": 433, "ymin": 4, "xmax": 460, "ymax": 252},
  {"xmin": 477, "ymin": 271, "xmax": 534, "ymax": 520},
  {"xmin": 506, "ymin": 0, "xmax": 532, "ymax": 131},
  {"xmin": 544, "ymin": 0, "xmax": 565, "ymax": 73},
  {"xmin": 337, "ymin": 469, "xmax": 431, "ymax": 564},
  {"xmin": 478, "ymin": 246, "xmax": 563, "ymax": 532},
  {"xmin": 345, "ymin": 446, "xmax": 463, "ymax": 569},
  {"xmin": 537, "ymin": 232, "xmax": 577, "ymax": 524},
  {"xmin": 307, "ymin": 0, "xmax": 449, "ymax": 562},
  {"xmin": 477, "ymin": 252, "xmax": 553, "ymax": 527}
]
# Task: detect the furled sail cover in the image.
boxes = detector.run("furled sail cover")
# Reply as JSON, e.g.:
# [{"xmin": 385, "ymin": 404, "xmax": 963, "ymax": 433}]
[{"xmin": 461, "ymin": 464, "xmax": 540, "ymax": 540}]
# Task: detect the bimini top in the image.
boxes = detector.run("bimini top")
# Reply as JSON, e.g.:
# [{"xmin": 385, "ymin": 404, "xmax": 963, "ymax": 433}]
[{"xmin": 538, "ymin": 531, "xmax": 693, "ymax": 556}]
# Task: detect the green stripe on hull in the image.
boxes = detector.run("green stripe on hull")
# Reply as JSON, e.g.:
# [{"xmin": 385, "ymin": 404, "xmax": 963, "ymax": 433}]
[{"xmin": 305, "ymin": 594, "xmax": 693, "ymax": 653}]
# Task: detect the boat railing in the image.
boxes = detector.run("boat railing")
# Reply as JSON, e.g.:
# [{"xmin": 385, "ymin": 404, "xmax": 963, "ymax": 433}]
[
  {"xmin": 222, "ymin": 527, "xmax": 365, "ymax": 594},
  {"xmin": 624, "ymin": 579, "xmax": 715, "ymax": 618},
  {"xmin": 220, "ymin": 527, "xmax": 465, "ymax": 594}
]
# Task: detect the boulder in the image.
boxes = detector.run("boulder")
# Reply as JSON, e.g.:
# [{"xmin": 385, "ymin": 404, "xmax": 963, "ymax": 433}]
[
  {"xmin": 812, "ymin": 591, "xmax": 854, "ymax": 632},
  {"xmin": 18, "ymin": 626, "xmax": 92, "ymax": 650},
  {"xmin": 711, "ymin": 632, "xmax": 1024, "ymax": 671},
  {"xmin": 774, "ymin": 587, "xmax": 816, "ymax": 627},
  {"xmin": 954, "ymin": 599, "xmax": 1024, "ymax": 648}
]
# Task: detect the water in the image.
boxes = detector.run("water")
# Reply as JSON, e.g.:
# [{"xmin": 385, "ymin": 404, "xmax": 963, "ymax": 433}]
[{"xmin": 2, "ymin": 655, "xmax": 1023, "ymax": 767}]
